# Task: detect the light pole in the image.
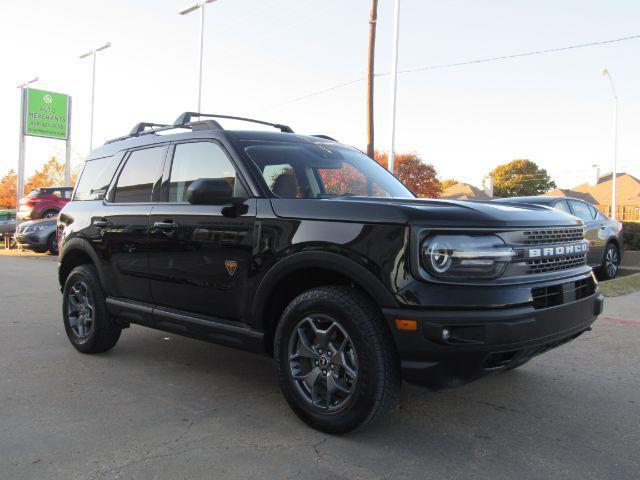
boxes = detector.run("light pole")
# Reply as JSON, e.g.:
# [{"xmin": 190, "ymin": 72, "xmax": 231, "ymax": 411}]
[
  {"xmin": 16, "ymin": 76, "xmax": 39, "ymax": 207},
  {"xmin": 179, "ymin": 0, "xmax": 217, "ymax": 113},
  {"xmin": 79, "ymin": 42, "xmax": 111, "ymax": 150},
  {"xmin": 601, "ymin": 68, "xmax": 618, "ymax": 220},
  {"xmin": 388, "ymin": 0, "xmax": 401, "ymax": 173}
]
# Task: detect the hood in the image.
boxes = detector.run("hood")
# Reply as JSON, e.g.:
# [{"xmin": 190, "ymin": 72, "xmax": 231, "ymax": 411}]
[
  {"xmin": 19, "ymin": 218, "xmax": 57, "ymax": 228},
  {"xmin": 271, "ymin": 197, "xmax": 583, "ymax": 228}
]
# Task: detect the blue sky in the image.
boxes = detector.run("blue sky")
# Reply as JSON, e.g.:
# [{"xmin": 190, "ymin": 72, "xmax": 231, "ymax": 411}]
[{"xmin": 1, "ymin": 0, "xmax": 639, "ymax": 188}]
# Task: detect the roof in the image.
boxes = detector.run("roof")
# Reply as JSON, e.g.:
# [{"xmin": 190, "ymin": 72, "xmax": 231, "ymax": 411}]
[
  {"xmin": 545, "ymin": 172, "xmax": 640, "ymax": 205},
  {"xmin": 440, "ymin": 182, "xmax": 491, "ymax": 201},
  {"xmin": 493, "ymin": 195, "xmax": 558, "ymax": 204}
]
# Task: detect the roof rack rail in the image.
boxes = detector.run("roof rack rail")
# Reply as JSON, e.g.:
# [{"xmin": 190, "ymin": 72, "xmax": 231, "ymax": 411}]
[
  {"xmin": 311, "ymin": 134, "xmax": 338, "ymax": 141},
  {"xmin": 129, "ymin": 122, "xmax": 171, "ymax": 136},
  {"xmin": 174, "ymin": 112, "xmax": 294, "ymax": 133}
]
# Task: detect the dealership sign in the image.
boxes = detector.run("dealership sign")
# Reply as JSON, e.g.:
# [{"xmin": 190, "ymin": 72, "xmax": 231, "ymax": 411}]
[{"xmin": 25, "ymin": 88, "xmax": 69, "ymax": 140}]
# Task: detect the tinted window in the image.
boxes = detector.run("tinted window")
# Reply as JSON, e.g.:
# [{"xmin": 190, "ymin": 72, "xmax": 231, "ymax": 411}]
[
  {"xmin": 554, "ymin": 200, "xmax": 571, "ymax": 214},
  {"xmin": 261, "ymin": 163, "xmax": 302, "ymax": 198},
  {"xmin": 168, "ymin": 142, "xmax": 239, "ymax": 203},
  {"xmin": 245, "ymin": 143, "xmax": 413, "ymax": 199},
  {"xmin": 75, "ymin": 156, "xmax": 121, "ymax": 201},
  {"xmin": 114, "ymin": 147, "xmax": 165, "ymax": 203},
  {"xmin": 569, "ymin": 200, "xmax": 593, "ymax": 222}
]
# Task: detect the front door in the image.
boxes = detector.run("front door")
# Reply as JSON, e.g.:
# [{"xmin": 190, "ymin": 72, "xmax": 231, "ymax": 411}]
[{"xmin": 148, "ymin": 141, "xmax": 255, "ymax": 321}]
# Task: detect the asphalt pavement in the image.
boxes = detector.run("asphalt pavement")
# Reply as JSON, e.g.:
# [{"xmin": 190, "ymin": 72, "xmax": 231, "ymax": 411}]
[{"xmin": 0, "ymin": 255, "xmax": 639, "ymax": 480}]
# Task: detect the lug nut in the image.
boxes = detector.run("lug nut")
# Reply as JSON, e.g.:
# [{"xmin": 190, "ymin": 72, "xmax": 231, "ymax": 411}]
[
  {"xmin": 318, "ymin": 349, "xmax": 322, "ymax": 354},
  {"xmin": 322, "ymin": 370, "xmax": 327, "ymax": 375},
  {"xmin": 330, "ymin": 365, "xmax": 335, "ymax": 370},
  {"xmin": 314, "ymin": 360, "xmax": 319, "ymax": 366},
  {"xmin": 327, "ymin": 351, "xmax": 332, "ymax": 357}
]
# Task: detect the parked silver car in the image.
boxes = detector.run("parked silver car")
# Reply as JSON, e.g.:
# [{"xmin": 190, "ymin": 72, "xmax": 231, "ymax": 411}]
[
  {"xmin": 15, "ymin": 217, "xmax": 58, "ymax": 254},
  {"xmin": 0, "ymin": 210, "xmax": 16, "ymax": 236},
  {"xmin": 493, "ymin": 196, "xmax": 624, "ymax": 279}
]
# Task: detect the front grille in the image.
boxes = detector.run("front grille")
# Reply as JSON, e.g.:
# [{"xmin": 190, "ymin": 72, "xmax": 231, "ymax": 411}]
[
  {"xmin": 531, "ymin": 277, "xmax": 596, "ymax": 309},
  {"xmin": 526, "ymin": 254, "xmax": 587, "ymax": 274},
  {"xmin": 522, "ymin": 228, "xmax": 584, "ymax": 245}
]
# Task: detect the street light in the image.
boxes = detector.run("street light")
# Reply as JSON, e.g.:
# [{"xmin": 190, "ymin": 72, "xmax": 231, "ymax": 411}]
[
  {"xmin": 601, "ymin": 68, "xmax": 618, "ymax": 220},
  {"xmin": 179, "ymin": 0, "xmax": 217, "ymax": 113},
  {"xmin": 16, "ymin": 76, "xmax": 39, "ymax": 89},
  {"xmin": 79, "ymin": 42, "xmax": 111, "ymax": 150},
  {"xmin": 387, "ymin": 0, "xmax": 401, "ymax": 173}
]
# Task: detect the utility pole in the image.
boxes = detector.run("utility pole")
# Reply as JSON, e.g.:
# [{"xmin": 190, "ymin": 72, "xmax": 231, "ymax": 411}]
[
  {"xmin": 388, "ymin": 0, "xmax": 401, "ymax": 173},
  {"xmin": 366, "ymin": 0, "xmax": 378, "ymax": 159}
]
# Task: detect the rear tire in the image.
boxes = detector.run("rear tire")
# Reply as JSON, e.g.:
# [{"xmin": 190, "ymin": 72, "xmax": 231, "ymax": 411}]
[
  {"xmin": 62, "ymin": 264, "xmax": 121, "ymax": 354},
  {"xmin": 275, "ymin": 286, "xmax": 401, "ymax": 434},
  {"xmin": 597, "ymin": 243, "xmax": 620, "ymax": 280}
]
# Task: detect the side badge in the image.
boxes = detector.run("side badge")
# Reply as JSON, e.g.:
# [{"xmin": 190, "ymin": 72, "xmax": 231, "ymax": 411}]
[{"xmin": 225, "ymin": 260, "xmax": 238, "ymax": 276}]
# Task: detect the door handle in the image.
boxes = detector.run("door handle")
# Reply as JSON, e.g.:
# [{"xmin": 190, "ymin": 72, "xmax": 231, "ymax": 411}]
[
  {"xmin": 93, "ymin": 218, "xmax": 111, "ymax": 228},
  {"xmin": 153, "ymin": 221, "xmax": 178, "ymax": 229}
]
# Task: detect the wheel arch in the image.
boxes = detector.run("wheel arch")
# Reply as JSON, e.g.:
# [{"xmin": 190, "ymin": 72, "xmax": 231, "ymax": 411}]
[
  {"xmin": 58, "ymin": 238, "xmax": 105, "ymax": 291},
  {"xmin": 250, "ymin": 251, "xmax": 398, "ymax": 355}
]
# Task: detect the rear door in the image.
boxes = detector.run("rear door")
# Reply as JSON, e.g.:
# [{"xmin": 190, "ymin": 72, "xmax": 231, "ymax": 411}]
[
  {"xmin": 569, "ymin": 200, "xmax": 604, "ymax": 266},
  {"xmin": 90, "ymin": 145, "xmax": 167, "ymax": 302},
  {"xmin": 148, "ymin": 140, "xmax": 255, "ymax": 321}
]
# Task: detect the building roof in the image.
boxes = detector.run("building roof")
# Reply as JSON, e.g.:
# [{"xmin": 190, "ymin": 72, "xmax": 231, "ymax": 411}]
[
  {"xmin": 441, "ymin": 182, "xmax": 491, "ymax": 201},
  {"xmin": 545, "ymin": 172, "xmax": 640, "ymax": 205}
]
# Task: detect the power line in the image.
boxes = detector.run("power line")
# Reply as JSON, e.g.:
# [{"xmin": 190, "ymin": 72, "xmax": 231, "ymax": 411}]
[{"xmin": 261, "ymin": 33, "xmax": 640, "ymax": 112}]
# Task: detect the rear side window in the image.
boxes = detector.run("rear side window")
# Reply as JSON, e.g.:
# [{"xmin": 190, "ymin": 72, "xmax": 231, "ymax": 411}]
[
  {"xmin": 554, "ymin": 200, "xmax": 571, "ymax": 214},
  {"xmin": 114, "ymin": 147, "xmax": 166, "ymax": 203},
  {"xmin": 74, "ymin": 156, "xmax": 121, "ymax": 201},
  {"xmin": 168, "ymin": 142, "xmax": 240, "ymax": 203},
  {"xmin": 569, "ymin": 200, "xmax": 594, "ymax": 222}
]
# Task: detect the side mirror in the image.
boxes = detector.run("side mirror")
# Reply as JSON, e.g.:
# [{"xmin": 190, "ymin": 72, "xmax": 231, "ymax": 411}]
[{"xmin": 187, "ymin": 178, "xmax": 234, "ymax": 205}]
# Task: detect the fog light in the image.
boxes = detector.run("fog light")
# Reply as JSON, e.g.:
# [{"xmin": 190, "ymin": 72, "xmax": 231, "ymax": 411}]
[{"xmin": 442, "ymin": 328, "xmax": 451, "ymax": 341}]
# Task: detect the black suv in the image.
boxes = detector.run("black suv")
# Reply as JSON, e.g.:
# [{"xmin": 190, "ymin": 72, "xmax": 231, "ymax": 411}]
[{"xmin": 58, "ymin": 113, "xmax": 604, "ymax": 433}]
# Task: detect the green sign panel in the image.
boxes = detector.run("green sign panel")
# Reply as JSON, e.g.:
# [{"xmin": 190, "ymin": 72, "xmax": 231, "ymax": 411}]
[{"xmin": 25, "ymin": 88, "xmax": 69, "ymax": 140}]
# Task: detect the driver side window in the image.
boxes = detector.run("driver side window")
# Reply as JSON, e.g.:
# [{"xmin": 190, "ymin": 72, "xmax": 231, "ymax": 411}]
[{"xmin": 168, "ymin": 142, "xmax": 242, "ymax": 203}]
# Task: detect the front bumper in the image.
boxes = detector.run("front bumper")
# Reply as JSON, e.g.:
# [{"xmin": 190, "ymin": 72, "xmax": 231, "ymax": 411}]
[
  {"xmin": 16, "ymin": 233, "xmax": 47, "ymax": 250},
  {"xmin": 383, "ymin": 287, "xmax": 603, "ymax": 390}
]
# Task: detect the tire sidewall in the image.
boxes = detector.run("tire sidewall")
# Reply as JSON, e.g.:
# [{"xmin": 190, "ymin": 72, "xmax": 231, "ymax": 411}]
[
  {"xmin": 275, "ymin": 289, "xmax": 386, "ymax": 433},
  {"xmin": 62, "ymin": 266, "xmax": 107, "ymax": 353},
  {"xmin": 600, "ymin": 243, "xmax": 620, "ymax": 280},
  {"xmin": 47, "ymin": 233, "xmax": 58, "ymax": 255}
]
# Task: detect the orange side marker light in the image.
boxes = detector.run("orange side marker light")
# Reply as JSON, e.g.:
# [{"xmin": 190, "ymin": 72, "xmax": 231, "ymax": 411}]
[{"xmin": 395, "ymin": 319, "xmax": 418, "ymax": 331}]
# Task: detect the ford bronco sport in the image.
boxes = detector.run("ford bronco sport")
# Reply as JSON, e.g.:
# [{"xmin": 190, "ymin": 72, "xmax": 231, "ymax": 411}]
[{"xmin": 57, "ymin": 112, "xmax": 604, "ymax": 433}]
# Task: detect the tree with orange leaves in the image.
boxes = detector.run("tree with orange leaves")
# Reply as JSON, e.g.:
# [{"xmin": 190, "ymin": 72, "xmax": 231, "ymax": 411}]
[
  {"xmin": 374, "ymin": 151, "xmax": 441, "ymax": 198},
  {"xmin": 0, "ymin": 169, "xmax": 17, "ymax": 208}
]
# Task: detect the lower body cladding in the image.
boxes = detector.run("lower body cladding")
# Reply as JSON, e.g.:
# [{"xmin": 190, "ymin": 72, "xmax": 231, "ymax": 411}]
[{"xmin": 384, "ymin": 275, "xmax": 604, "ymax": 390}]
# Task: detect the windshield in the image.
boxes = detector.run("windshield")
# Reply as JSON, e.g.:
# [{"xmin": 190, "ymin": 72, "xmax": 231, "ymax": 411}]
[
  {"xmin": 244, "ymin": 142, "xmax": 414, "ymax": 199},
  {"xmin": 27, "ymin": 189, "xmax": 44, "ymax": 197}
]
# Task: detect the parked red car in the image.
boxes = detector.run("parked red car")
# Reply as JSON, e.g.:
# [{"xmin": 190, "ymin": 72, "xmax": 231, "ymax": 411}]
[{"xmin": 17, "ymin": 187, "xmax": 73, "ymax": 220}]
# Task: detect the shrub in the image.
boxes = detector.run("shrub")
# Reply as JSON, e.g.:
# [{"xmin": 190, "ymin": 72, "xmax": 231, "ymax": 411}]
[{"xmin": 622, "ymin": 222, "xmax": 640, "ymax": 250}]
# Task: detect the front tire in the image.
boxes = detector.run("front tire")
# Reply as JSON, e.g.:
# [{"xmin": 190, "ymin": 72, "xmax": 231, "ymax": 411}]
[
  {"xmin": 275, "ymin": 286, "xmax": 401, "ymax": 434},
  {"xmin": 598, "ymin": 243, "xmax": 620, "ymax": 280},
  {"xmin": 47, "ymin": 233, "xmax": 58, "ymax": 255},
  {"xmin": 62, "ymin": 264, "xmax": 121, "ymax": 354}
]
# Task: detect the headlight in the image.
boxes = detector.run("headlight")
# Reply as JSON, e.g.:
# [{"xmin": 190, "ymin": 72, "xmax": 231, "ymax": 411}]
[{"xmin": 421, "ymin": 235, "xmax": 516, "ymax": 279}]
